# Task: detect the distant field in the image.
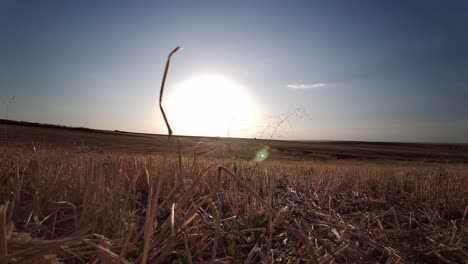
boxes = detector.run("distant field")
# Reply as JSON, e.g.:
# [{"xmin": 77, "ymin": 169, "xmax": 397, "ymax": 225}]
[
  {"xmin": 2, "ymin": 120, "xmax": 468, "ymax": 164},
  {"xmin": 1, "ymin": 120, "xmax": 467, "ymax": 263}
]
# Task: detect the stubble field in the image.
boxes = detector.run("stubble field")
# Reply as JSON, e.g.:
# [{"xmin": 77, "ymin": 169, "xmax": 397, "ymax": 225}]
[{"xmin": 1, "ymin": 121, "xmax": 467, "ymax": 263}]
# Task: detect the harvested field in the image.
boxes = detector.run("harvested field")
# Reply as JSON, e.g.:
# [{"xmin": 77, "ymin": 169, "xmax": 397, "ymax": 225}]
[
  {"xmin": 2, "ymin": 120, "xmax": 468, "ymax": 163},
  {"xmin": 0, "ymin": 122, "xmax": 467, "ymax": 263}
]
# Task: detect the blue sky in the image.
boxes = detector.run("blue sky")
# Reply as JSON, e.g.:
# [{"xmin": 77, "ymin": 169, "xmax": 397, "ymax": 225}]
[{"xmin": 1, "ymin": 0, "xmax": 467, "ymax": 142}]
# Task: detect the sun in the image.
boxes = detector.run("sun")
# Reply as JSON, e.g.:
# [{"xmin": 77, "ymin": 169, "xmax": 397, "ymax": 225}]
[{"xmin": 165, "ymin": 74, "xmax": 259, "ymax": 137}]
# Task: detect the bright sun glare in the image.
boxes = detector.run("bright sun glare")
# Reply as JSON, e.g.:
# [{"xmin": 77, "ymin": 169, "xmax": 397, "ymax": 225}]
[{"xmin": 165, "ymin": 74, "xmax": 259, "ymax": 137}]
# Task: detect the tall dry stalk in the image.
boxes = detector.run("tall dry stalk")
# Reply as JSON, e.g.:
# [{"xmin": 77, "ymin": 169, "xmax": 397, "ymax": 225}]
[
  {"xmin": 142, "ymin": 46, "xmax": 183, "ymax": 264},
  {"xmin": 159, "ymin": 46, "xmax": 182, "ymax": 137}
]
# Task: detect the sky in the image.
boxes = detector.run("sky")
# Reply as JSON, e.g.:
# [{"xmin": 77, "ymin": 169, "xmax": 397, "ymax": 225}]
[{"xmin": 1, "ymin": 0, "xmax": 467, "ymax": 142}]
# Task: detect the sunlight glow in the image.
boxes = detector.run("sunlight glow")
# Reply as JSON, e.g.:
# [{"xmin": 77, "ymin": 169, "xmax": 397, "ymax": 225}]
[{"xmin": 165, "ymin": 74, "xmax": 259, "ymax": 137}]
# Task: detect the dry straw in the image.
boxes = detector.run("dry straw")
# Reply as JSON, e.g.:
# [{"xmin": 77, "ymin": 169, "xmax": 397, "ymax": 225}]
[{"xmin": 159, "ymin": 46, "xmax": 182, "ymax": 137}]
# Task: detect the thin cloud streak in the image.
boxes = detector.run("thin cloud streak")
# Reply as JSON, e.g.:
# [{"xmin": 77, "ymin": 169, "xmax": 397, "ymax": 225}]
[{"xmin": 287, "ymin": 83, "xmax": 328, "ymax": 89}]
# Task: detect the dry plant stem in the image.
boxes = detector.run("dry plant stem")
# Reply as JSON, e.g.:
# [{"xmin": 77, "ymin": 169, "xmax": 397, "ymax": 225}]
[
  {"xmin": 159, "ymin": 46, "xmax": 181, "ymax": 137},
  {"xmin": 292, "ymin": 220, "xmax": 319, "ymax": 263},
  {"xmin": 244, "ymin": 243, "xmax": 259, "ymax": 264},
  {"xmin": 140, "ymin": 46, "xmax": 181, "ymax": 264},
  {"xmin": 217, "ymin": 166, "xmax": 274, "ymax": 214},
  {"xmin": 266, "ymin": 176, "xmax": 273, "ymax": 264},
  {"xmin": 82, "ymin": 238, "xmax": 131, "ymax": 264},
  {"xmin": 0, "ymin": 204, "xmax": 7, "ymax": 264},
  {"xmin": 171, "ymin": 203, "xmax": 176, "ymax": 237},
  {"xmin": 141, "ymin": 168, "xmax": 155, "ymax": 264},
  {"xmin": 178, "ymin": 140, "xmax": 184, "ymax": 183},
  {"xmin": 119, "ymin": 222, "xmax": 135, "ymax": 260},
  {"xmin": 183, "ymin": 232, "xmax": 193, "ymax": 264},
  {"xmin": 146, "ymin": 165, "xmax": 166, "ymax": 257},
  {"xmin": 211, "ymin": 199, "xmax": 221, "ymax": 263},
  {"xmin": 6, "ymin": 234, "xmax": 97, "ymax": 259}
]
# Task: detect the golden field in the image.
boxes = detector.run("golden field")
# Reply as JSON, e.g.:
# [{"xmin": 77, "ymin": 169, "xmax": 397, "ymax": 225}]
[{"xmin": 0, "ymin": 122, "xmax": 467, "ymax": 263}]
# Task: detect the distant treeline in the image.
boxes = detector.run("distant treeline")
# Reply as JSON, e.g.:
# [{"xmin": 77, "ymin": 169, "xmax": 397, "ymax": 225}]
[
  {"xmin": 0, "ymin": 119, "xmax": 161, "ymax": 138},
  {"xmin": 0, "ymin": 119, "xmax": 103, "ymax": 134}
]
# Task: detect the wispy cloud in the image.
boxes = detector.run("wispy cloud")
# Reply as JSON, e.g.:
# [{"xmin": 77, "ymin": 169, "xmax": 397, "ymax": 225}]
[{"xmin": 287, "ymin": 83, "xmax": 328, "ymax": 89}]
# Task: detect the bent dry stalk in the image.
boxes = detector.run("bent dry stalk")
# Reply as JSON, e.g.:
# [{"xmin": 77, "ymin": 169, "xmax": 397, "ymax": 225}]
[
  {"xmin": 141, "ymin": 46, "xmax": 183, "ymax": 264},
  {"xmin": 159, "ymin": 47, "xmax": 182, "ymax": 138}
]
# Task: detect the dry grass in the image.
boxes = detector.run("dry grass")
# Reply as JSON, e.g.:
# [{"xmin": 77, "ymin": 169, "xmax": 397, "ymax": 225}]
[{"xmin": 0, "ymin": 145, "xmax": 467, "ymax": 263}]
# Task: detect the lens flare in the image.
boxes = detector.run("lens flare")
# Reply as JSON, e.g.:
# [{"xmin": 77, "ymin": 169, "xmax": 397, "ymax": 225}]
[{"xmin": 254, "ymin": 147, "xmax": 269, "ymax": 162}]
